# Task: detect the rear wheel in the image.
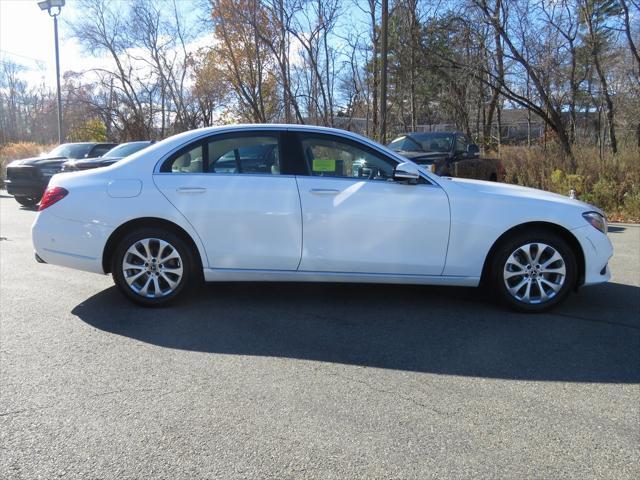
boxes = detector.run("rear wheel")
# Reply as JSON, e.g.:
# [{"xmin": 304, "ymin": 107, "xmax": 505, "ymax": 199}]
[
  {"xmin": 490, "ymin": 230, "xmax": 577, "ymax": 312},
  {"xmin": 111, "ymin": 228, "xmax": 195, "ymax": 307},
  {"xmin": 15, "ymin": 196, "xmax": 40, "ymax": 207}
]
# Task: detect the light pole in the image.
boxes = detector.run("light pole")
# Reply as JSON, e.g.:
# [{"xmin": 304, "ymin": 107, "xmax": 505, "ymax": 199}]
[{"xmin": 38, "ymin": 0, "xmax": 65, "ymax": 144}]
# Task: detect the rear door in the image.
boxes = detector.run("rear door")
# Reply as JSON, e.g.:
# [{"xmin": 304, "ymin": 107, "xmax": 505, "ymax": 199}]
[{"xmin": 153, "ymin": 131, "xmax": 303, "ymax": 270}]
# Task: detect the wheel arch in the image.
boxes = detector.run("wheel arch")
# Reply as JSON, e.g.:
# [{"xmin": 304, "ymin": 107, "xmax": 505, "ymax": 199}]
[
  {"xmin": 480, "ymin": 221, "xmax": 585, "ymax": 288},
  {"xmin": 102, "ymin": 217, "xmax": 205, "ymax": 275}
]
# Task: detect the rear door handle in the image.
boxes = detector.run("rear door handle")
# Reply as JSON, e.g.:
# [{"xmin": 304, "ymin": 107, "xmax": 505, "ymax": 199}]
[
  {"xmin": 309, "ymin": 188, "xmax": 340, "ymax": 195},
  {"xmin": 176, "ymin": 187, "xmax": 207, "ymax": 194}
]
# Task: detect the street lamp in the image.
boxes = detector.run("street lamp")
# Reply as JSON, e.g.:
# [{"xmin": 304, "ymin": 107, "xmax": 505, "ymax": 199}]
[{"xmin": 38, "ymin": 0, "xmax": 65, "ymax": 144}]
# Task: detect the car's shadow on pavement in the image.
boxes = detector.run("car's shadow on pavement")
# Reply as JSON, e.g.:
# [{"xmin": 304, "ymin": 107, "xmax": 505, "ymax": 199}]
[{"xmin": 72, "ymin": 281, "xmax": 640, "ymax": 383}]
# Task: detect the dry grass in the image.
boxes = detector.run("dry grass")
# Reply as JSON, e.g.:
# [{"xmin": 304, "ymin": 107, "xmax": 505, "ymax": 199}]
[
  {"xmin": 499, "ymin": 144, "xmax": 640, "ymax": 222},
  {"xmin": 0, "ymin": 142, "xmax": 55, "ymax": 184}
]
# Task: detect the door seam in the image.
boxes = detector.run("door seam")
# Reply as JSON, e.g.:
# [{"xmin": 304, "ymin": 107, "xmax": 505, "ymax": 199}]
[{"xmin": 294, "ymin": 176, "xmax": 304, "ymax": 270}]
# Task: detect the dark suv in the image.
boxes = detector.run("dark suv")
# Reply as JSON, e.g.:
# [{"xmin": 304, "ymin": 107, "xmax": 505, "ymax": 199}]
[
  {"xmin": 4, "ymin": 142, "xmax": 117, "ymax": 206},
  {"xmin": 388, "ymin": 131, "xmax": 501, "ymax": 181}
]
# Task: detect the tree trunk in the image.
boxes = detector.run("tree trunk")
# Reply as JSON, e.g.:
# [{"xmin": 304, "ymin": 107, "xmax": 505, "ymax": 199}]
[
  {"xmin": 592, "ymin": 52, "xmax": 618, "ymax": 154},
  {"xmin": 379, "ymin": 0, "xmax": 389, "ymax": 143}
]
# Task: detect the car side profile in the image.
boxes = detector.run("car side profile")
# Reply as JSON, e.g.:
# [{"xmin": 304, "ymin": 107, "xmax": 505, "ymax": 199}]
[{"xmin": 32, "ymin": 125, "xmax": 613, "ymax": 311}]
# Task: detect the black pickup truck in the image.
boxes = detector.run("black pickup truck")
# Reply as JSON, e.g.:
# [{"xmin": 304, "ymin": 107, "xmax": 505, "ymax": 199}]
[
  {"xmin": 388, "ymin": 131, "xmax": 502, "ymax": 181},
  {"xmin": 4, "ymin": 142, "xmax": 116, "ymax": 206}
]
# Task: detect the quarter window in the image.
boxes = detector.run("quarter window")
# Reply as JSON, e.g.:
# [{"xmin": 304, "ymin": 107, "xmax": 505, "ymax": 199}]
[
  {"xmin": 168, "ymin": 145, "xmax": 204, "ymax": 173},
  {"xmin": 301, "ymin": 136, "xmax": 394, "ymax": 181}
]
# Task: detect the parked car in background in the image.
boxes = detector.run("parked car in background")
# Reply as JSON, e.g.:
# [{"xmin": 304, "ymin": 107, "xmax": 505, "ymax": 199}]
[
  {"xmin": 4, "ymin": 142, "xmax": 117, "ymax": 207},
  {"xmin": 61, "ymin": 141, "xmax": 153, "ymax": 172},
  {"xmin": 388, "ymin": 132, "xmax": 502, "ymax": 181},
  {"xmin": 32, "ymin": 125, "xmax": 612, "ymax": 312}
]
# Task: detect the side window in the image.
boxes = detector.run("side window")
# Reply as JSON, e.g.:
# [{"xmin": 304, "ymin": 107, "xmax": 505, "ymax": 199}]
[
  {"xmin": 455, "ymin": 135, "xmax": 469, "ymax": 154},
  {"xmin": 168, "ymin": 145, "xmax": 204, "ymax": 173},
  {"xmin": 208, "ymin": 136, "xmax": 280, "ymax": 175},
  {"xmin": 89, "ymin": 145, "xmax": 112, "ymax": 158},
  {"xmin": 301, "ymin": 136, "xmax": 394, "ymax": 180}
]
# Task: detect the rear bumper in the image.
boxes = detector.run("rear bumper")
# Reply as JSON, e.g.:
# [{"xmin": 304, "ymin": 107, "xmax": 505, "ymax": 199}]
[{"xmin": 32, "ymin": 210, "xmax": 112, "ymax": 275}]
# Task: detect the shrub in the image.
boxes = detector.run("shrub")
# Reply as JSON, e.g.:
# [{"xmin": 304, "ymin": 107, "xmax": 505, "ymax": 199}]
[
  {"xmin": 622, "ymin": 189, "xmax": 640, "ymax": 223},
  {"xmin": 499, "ymin": 144, "xmax": 640, "ymax": 222}
]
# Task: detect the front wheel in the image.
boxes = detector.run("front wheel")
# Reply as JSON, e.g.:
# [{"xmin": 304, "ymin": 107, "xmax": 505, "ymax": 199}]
[
  {"xmin": 111, "ymin": 228, "xmax": 195, "ymax": 307},
  {"xmin": 490, "ymin": 230, "xmax": 577, "ymax": 312}
]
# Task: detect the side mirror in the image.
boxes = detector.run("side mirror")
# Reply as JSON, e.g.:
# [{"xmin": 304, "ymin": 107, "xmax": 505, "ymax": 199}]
[
  {"xmin": 393, "ymin": 161, "xmax": 420, "ymax": 183},
  {"xmin": 467, "ymin": 144, "xmax": 480, "ymax": 158}
]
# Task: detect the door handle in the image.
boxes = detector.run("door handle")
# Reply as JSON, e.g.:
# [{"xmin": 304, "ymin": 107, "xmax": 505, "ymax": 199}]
[
  {"xmin": 176, "ymin": 187, "xmax": 207, "ymax": 193},
  {"xmin": 309, "ymin": 188, "xmax": 340, "ymax": 195}
]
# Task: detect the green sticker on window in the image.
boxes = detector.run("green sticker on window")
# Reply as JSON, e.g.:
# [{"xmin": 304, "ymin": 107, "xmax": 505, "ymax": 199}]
[{"xmin": 312, "ymin": 158, "xmax": 336, "ymax": 172}]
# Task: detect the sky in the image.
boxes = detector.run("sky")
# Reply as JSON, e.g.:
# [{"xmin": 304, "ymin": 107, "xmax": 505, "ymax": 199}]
[
  {"xmin": 0, "ymin": 0, "xmax": 83, "ymax": 87},
  {"xmin": 0, "ymin": 0, "xmax": 371, "ymax": 90},
  {"xmin": 0, "ymin": 0, "xmax": 207, "ymax": 88}
]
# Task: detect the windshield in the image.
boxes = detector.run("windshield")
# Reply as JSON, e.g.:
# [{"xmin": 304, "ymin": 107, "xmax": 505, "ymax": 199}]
[
  {"xmin": 48, "ymin": 144, "xmax": 94, "ymax": 159},
  {"xmin": 103, "ymin": 142, "xmax": 150, "ymax": 159},
  {"xmin": 388, "ymin": 133, "xmax": 454, "ymax": 153}
]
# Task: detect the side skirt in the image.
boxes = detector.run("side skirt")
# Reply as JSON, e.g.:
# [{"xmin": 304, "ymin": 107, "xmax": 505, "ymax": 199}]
[{"xmin": 203, "ymin": 268, "xmax": 480, "ymax": 287}]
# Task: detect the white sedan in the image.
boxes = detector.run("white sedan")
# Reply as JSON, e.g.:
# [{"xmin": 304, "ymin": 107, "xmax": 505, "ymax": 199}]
[{"xmin": 32, "ymin": 125, "xmax": 613, "ymax": 311}]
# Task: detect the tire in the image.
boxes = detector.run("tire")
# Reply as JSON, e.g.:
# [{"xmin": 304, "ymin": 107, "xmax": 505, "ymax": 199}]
[
  {"xmin": 111, "ymin": 227, "xmax": 195, "ymax": 307},
  {"xmin": 15, "ymin": 196, "xmax": 40, "ymax": 207},
  {"xmin": 489, "ymin": 229, "xmax": 577, "ymax": 312}
]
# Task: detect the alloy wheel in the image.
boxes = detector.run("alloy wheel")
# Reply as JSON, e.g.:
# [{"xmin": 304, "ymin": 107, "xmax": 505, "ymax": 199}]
[
  {"xmin": 122, "ymin": 238, "xmax": 184, "ymax": 298},
  {"xmin": 503, "ymin": 242, "xmax": 566, "ymax": 304}
]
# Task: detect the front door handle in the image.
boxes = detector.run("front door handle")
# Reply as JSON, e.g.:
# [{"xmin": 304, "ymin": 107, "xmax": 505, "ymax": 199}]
[
  {"xmin": 309, "ymin": 188, "xmax": 340, "ymax": 195},
  {"xmin": 176, "ymin": 187, "xmax": 207, "ymax": 194}
]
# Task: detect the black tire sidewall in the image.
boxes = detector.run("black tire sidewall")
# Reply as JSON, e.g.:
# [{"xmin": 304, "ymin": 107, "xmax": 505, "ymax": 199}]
[
  {"xmin": 492, "ymin": 230, "xmax": 577, "ymax": 312},
  {"xmin": 111, "ymin": 228, "xmax": 194, "ymax": 307}
]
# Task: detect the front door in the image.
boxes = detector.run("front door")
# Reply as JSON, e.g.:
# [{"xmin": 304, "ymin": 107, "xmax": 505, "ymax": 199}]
[{"xmin": 294, "ymin": 133, "xmax": 450, "ymax": 275}]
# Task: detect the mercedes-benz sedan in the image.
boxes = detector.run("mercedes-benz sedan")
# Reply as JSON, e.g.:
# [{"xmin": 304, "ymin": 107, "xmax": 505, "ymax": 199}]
[{"xmin": 32, "ymin": 125, "xmax": 613, "ymax": 311}]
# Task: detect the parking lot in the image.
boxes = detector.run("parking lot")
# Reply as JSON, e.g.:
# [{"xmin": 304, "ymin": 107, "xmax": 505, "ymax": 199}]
[{"xmin": 1, "ymin": 193, "xmax": 638, "ymax": 479}]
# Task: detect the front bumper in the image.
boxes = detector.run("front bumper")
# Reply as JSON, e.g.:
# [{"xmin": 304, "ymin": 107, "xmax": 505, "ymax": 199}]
[
  {"xmin": 4, "ymin": 178, "xmax": 49, "ymax": 197},
  {"xmin": 571, "ymin": 225, "xmax": 614, "ymax": 286}
]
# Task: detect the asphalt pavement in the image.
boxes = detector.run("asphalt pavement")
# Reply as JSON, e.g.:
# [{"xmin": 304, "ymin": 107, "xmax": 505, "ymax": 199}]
[{"xmin": 1, "ymin": 194, "xmax": 639, "ymax": 479}]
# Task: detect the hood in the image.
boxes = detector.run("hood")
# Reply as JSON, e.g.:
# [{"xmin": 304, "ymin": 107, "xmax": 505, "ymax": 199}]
[
  {"xmin": 79, "ymin": 156, "xmax": 122, "ymax": 164},
  {"xmin": 65, "ymin": 157, "xmax": 119, "ymax": 166},
  {"xmin": 9, "ymin": 156, "xmax": 68, "ymax": 167},
  {"xmin": 447, "ymin": 177, "xmax": 603, "ymax": 214},
  {"xmin": 62, "ymin": 157, "xmax": 122, "ymax": 171}
]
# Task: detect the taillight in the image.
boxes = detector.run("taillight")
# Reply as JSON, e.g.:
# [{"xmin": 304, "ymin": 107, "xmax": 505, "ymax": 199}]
[{"xmin": 38, "ymin": 186, "xmax": 68, "ymax": 211}]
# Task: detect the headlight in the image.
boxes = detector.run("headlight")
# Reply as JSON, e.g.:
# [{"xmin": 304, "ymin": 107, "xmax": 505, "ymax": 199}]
[
  {"xmin": 40, "ymin": 167, "xmax": 61, "ymax": 177},
  {"xmin": 582, "ymin": 211, "xmax": 607, "ymax": 234}
]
